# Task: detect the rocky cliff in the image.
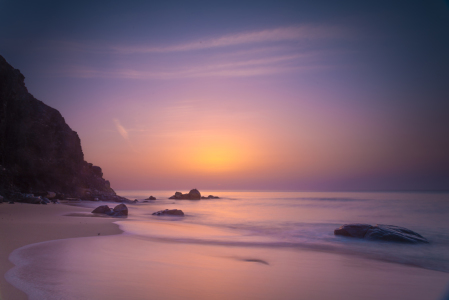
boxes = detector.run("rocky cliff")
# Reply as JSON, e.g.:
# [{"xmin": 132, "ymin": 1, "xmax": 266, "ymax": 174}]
[{"xmin": 0, "ymin": 55, "xmax": 123, "ymax": 201}]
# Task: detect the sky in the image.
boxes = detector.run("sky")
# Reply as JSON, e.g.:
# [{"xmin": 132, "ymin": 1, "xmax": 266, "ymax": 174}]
[{"xmin": 1, "ymin": 0, "xmax": 449, "ymax": 191}]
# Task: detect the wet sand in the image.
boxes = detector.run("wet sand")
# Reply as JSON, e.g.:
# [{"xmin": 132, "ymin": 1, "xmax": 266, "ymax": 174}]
[
  {"xmin": 2, "ymin": 196, "xmax": 449, "ymax": 300},
  {"xmin": 6, "ymin": 221, "xmax": 449, "ymax": 300},
  {"xmin": 0, "ymin": 202, "xmax": 122, "ymax": 300}
]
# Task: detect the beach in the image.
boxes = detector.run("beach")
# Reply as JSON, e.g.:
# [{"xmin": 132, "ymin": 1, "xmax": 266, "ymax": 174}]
[
  {"xmin": 0, "ymin": 202, "xmax": 122, "ymax": 300},
  {"xmin": 2, "ymin": 191, "xmax": 449, "ymax": 300}
]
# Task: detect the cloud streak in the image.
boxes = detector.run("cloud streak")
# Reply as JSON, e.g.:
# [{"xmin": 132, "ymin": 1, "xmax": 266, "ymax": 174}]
[
  {"xmin": 111, "ymin": 25, "xmax": 346, "ymax": 54},
  {"xmin": 47, "ymin": 24, "xmax": 348, "ymax": 55},
  {"xmin": 45, "ymin": 24, "xmax": 352, "ymax": 79},
  {"xmin": 113, "ymin": 119, "xmax": 129, "ymax": 139},
  {"xmin": 56, "ymin": 53, "xmax": 326, "ymax": 79}
]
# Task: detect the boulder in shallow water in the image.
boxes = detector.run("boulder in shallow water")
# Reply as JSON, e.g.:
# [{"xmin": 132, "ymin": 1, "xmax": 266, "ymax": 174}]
[
  {"xmin": 147, "ymin": 196, "xmax": 156, "ymax": 200},
  {"xmin": 110, "ymin": 204, "xmax": 128, "ymax": 216},
  {"xmin": 334, "ymin": 224, "xmax": 429, "ymax": 243},
  {"xmin": 152, "ymin": 209, "xmax": 184, "ymax": 216},
  {"xmin": 92, "ymin": 205, "xmax": 112, "ymax": 214}
]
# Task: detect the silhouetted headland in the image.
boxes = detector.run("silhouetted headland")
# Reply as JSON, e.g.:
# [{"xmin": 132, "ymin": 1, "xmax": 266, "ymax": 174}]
[{"xmin": 0, "ymin": 55, "xmax": 128, "ymax": 203}]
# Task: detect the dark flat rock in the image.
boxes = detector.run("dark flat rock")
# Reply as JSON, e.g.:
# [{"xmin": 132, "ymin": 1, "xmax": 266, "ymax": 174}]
[
  {"xmin": 334, "ymin": 224, "xmax": 429, "ymax": 243},
  {"xmin": 152, "ymin": 209, "xmax": 184, "ymax": 216},
  {"xmin": 334, "ymin": 224, "xmax": 371, "ymax": 238}
]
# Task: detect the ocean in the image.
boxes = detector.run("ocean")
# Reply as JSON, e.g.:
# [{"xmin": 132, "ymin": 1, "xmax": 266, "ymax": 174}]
[{"xmin": 6, "ymin": 191, "xmax": 449, "ymax": 300}]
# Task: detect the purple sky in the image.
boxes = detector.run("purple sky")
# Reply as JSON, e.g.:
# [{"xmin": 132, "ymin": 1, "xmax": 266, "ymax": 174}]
[{"xmin": 1, "ymin": 0, "xmax": 449, "ymax": 191}]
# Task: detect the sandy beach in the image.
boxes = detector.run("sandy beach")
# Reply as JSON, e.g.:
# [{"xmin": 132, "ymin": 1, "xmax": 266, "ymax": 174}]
[{"xmin": 0, "ymin": 202, "xmax": 122, "ymax": 300}]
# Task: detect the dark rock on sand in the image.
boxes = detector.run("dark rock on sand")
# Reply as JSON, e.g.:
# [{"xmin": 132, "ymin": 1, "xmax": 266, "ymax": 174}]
[
  {"xmin": 152, "ymin": 209, "xmax": 184, "ymax": 216},
  {"xmin": 169, "ymin": 189, "xmax": 201, "ymax": 200},
  {"xmin": 92, "ymin": 205, "xmax": 112, "ymax": 214},
  {"xmin": 0, "ymin": 55, "xmax": 127, "ymax": 202},
  {"xmin": 334, "ymin": 224, "xmax": 429, "ymax": 243},
  {"xmin": 92, "ymin": 204, "xmax": 128, "ymax": 217},
  {"xmin": 28, "ymin": 197, "xmax": 43, "ymax": 204},
  {"xmin": 46, "ymin": 191, "xmax": 56, "ymax": 199}
]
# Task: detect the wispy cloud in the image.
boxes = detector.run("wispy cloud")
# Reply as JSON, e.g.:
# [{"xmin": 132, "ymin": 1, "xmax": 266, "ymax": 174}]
[
  {"xmin": 47, "ymin": 24, "xmax": 348, "ymax": 55},
  {"xmin": 46, "ymin": 24, "xmax": 352, "ymax": 79},
  {"xmin": 110, "ymin": 25, "xmax": 346, "ymax": 54},
  {"xmin": 52, "ymin": 51, "xmax": 336, "ymax": 79},
  {"xmin": 113, "ymin": 119, "xmax": 129, "ymax": 139}
]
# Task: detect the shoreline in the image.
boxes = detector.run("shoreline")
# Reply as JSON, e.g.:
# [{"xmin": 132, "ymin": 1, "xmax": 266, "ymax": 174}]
[
  {"xmin": 2, "ymin": 193, "xmax": 449, "ymax": 300},
  {"xmin": 0, "ymin": 202, "xmax": 123, "ymax": 300}
]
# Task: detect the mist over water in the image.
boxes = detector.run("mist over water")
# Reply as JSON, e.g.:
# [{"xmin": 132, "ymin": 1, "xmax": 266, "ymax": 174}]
[
  {"xmin": 6, "ymin": 191, "xmax": 449, "ymax": 300},
  {"xmin": 116, "ymin": 191, "xmax": 449, "ymax": 272}
]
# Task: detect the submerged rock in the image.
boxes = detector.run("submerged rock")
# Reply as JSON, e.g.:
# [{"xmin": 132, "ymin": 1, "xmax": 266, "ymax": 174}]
[
  {"xmin": 334, "ymin": 224, "xmax": 429, "ymax": 243},
  {"xmin": 152, "ymin": 209, "xmax": 184, "ymax": 216},
  {"xmin": 334, "ymin": 224, "xmax": 371, "ymax": 238}
]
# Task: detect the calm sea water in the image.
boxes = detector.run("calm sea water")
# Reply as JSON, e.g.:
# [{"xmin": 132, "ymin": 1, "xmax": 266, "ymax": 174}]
[
  {"xmin": 117, "ymin": 190, "xmax": 449, "ymax": 272},
  {"xmin": 6, "ymin": 191, "xmax": 449, "ymax": 300}
]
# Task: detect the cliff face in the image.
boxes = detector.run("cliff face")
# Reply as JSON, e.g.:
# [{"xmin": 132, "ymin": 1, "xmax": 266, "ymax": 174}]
[{"xmin": 0, "ymin": 55, "xmax": 117, "ymax": 199}]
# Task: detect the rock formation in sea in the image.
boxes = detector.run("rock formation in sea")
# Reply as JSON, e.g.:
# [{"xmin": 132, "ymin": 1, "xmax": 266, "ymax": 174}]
[
  {"xmin": 334, "ymin": 224, "xmax": 429, "ymax": 243},
  {"xmin": 169, "ymin": 189, "xmax": 202, "ymax": 200},
  {"xmin": 0, "ymin": 55, "xmax": 127, "ymax": 202}
]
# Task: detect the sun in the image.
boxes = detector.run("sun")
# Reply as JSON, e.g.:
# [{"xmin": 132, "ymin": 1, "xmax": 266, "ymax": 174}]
[{"xmin": 193, "ymin": 146, "xmax": 238, "ymax": 172}]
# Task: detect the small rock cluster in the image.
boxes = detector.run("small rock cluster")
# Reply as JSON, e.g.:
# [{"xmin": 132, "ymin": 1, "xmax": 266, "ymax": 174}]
[
  {"xmin": 92, "ymin": 204, "xmax": 128, "ymax": 217},
  {"xmin": 201, "ymin": 195, "xmax": 219, "ymax": 199},
  {"xmin": 0, "ymin": 190, "xmax": 132, "ymax": 204},
  {"xmin": 152, "ymin": 209, "xmax": 184, "ymax": 216},
  {"xmin": 1, "ymin": 192, "xmax": 61, "ymax": 204},
  {"xmin": 334, "ymin": 223, "xmax": 429, "ymax": 243}
]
